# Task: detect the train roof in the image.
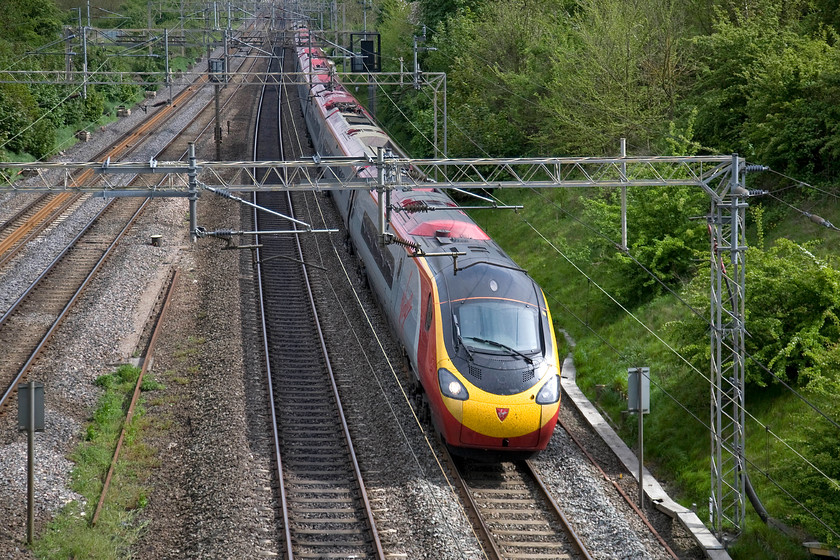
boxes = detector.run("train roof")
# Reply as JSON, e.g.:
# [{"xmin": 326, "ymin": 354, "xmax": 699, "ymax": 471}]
[
  {"xmin": 293, "ymin": 35, "xmax": 531, "ymax": 282},
  {"xmin": 388, "ymin": 188, "xmax": 523, "ymax": 279}
]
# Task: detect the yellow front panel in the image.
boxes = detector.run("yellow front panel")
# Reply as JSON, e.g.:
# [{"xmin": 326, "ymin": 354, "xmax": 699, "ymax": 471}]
[{"xmin": 461, "ymin": 399, "xmax": 542, "ymax": 438}]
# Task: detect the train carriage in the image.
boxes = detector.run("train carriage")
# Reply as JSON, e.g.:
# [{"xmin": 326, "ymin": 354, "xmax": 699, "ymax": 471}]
[{"xmin": 294, "ymin": 30, "xmax": 561, "ymax": 456}]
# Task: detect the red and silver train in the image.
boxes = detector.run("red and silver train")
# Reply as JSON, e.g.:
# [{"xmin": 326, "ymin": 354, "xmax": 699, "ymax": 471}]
[{"xmin": 294, "ymin": 29, "xmax": 561, "ymax": 457}]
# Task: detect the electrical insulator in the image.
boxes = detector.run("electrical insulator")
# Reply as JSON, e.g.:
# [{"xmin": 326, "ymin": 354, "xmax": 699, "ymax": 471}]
[
  {"xmin": 807, "ymin": 214, "xmax": 833, "ymax": 228},
  {"xmin": 744, "ymin": 164, "xmax": 768, "ymax": 173}
]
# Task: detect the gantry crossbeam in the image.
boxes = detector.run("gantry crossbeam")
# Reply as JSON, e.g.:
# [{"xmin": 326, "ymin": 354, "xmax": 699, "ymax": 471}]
[{"xmin": 1, "ymin": 155, "xmax": 735, "ymax": 199}]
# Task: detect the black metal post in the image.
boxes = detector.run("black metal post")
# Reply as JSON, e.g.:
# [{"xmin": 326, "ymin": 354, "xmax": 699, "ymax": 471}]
[{"xmin": 27, "ymin": 380, "xmax": 35, "ymax": 545}]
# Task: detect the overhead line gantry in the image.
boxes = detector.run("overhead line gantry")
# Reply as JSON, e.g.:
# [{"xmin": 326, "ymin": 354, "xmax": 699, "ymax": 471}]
[{"xmin": 0, "ymin": 153, "xmax": 759, "ymax": 543}]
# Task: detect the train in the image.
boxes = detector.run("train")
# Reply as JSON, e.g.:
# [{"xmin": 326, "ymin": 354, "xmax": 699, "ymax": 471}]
[{"xmin": 293, "ymin": 29, "xmax": 561, "ymax": 457}]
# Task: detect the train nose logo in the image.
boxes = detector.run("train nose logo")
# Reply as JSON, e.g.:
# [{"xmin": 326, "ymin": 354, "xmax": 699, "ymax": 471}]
[{"xmin": 496, "ymin": 408, "xmax": 509, "ymax": 421}]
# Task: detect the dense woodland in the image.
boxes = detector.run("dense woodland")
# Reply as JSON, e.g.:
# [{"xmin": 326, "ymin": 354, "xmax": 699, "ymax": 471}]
[
  {"xmin": 0, "ymin": 0, "xmax": 837, "ymax": 557},
  {"xmin": 376, "ymin": 1, "xmax": 840, "ymax": 556}
]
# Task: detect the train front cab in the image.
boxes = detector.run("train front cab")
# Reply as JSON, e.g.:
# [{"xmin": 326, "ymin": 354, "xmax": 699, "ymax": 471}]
[{"xmin": 420, "ymin": 264, "xmax": 561, "ymax": 459}]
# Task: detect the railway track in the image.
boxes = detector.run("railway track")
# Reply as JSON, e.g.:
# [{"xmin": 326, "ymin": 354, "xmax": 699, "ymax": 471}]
[
  {"xmin": 0, "ymin": 196, "xmax": 148, "ymax": 412},
  {"xmin": 0, "ymin": 22, "xmax": 269, "ymax": 415},
  {"xmin": 0, "ymin": 193, "xmax": 84, "ymax": 270},
  {"xmin": 253, "ymin": 43, "xmax": 383, "ymax": 559},
  {"xmin": 449, "ymin": 454, "xmax": 594, "ymax": 560}
]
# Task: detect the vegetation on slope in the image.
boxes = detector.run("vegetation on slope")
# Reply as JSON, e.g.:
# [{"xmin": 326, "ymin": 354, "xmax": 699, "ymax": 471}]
[
  {"xmin": 376, "ymin": 0, "xmax": 840, "ymax": 555},
  {"xmin": 0, "ymin": 0, "xmax": 213, "ymax": 163}
]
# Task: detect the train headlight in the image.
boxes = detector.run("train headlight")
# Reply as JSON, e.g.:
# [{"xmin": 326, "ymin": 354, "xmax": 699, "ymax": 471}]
[
  {"xmin": 535, "ymin": 375, "xmax": 560, "ymax": 405},
  {"xmin": 438, "ymin": 368, "xmax": 469, "ymax": 401}
]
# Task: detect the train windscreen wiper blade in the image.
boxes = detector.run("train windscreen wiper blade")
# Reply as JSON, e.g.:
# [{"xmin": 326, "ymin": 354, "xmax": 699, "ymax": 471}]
[
  {"xmin": 465, "ymin": 336, "xmax": 533, "ymax": 364},
  {"xmin": 453, "ymin": 316, "xmax": 475, "ymax": 361}
]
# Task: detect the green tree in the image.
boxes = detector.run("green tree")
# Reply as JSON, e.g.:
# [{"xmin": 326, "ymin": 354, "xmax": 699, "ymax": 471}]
[
  {"xmin": 581, "ymin": 184, "xmax": 709, "ymax": 307},
  {"xmin": 0, "ymin": 0, "xmax": 61, "ymax": 47},
  {"xmin": 418, "ymin": 0, "xmax": 486, "ymax": 28},
  {"xmin": 745, "ymin": 239, "xmax": 840, "ymax": 392},
  {"xmin": 535, "ymin": 0, "xmax": 690, "ymax": 155},
  {"xmin": 0, "ymin": 82, "xmax": 55, "ymax": 157},
  {"xmin": 688, "ymin": 2, "xmax": 840, "ymax": 179},
  {"xmin": 424, "ymin": 0, "xmax": 572, "ymax": 156}
]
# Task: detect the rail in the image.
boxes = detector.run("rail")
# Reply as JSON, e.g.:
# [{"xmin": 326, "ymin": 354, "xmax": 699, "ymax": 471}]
[
  {"xmin": 252, "ymin": 41, "xmax": 384, "ymax": 559},
  {"xmin": 445, "ymin": 451, "xmax": 594, "ymax": 560}
]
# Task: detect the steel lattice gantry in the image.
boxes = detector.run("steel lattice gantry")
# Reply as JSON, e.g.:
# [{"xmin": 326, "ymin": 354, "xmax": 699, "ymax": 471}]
[
  {"xmin": 709, "ymin": 159, "xmax": 749, "ymax": 541},
  {"xmin": 0, "ymin": 154, "xmax": 755, "ymax": 538}
]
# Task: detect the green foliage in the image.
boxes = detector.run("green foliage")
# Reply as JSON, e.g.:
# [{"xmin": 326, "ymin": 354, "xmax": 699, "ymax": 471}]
[
  {"xmin": 0, "ymin": 0, "xmax": 61, "ymax": 47},
  {"xmin": 427, "ymin": 0, "xmax": 576, "ymax": 156},
  {"xmin": 742, "ymin": 36, "xmax": 840, "ymax": 177},
  {"xmin": 83, "ymin": 88, "xmax": 106, "ymax": 121},
  {"xmin": 380, "ymin": 0, "xmax": 695, "ymax": 158},
  {"xmin": 580, "ymin": 185, "xmax": 709, "ymax": 307},
  {"xmin": 0, "ymin": 0, "xmax": 190, "ymax": 162},
  {"xmin": 140, "ymin": 377, "xmax": 165, "ymax": 391},
  {"xmin": 35, "ymin": 363, "xmax": 153, "ymax": 558},
  {"xmin": 746, "ymin": 239, "xmax": 840, "ymax": 392},
  {"xmin": 0, "ymin": 82, "xmax": 55, "ymax": 158},
  {"xmin": 536, "ymin": 0, "xmax": 690, "ymax": 154},
  {"xmin": 728, "ymin": 510, "xmax": 813, "ymax": 559},
  {"xmin": 674, "ymin": 237, "xmax": 840, "ymax": 393},
  {"xmin": 786, "ymin": 406, "xmax": 840, "ymax": 546},
  {"xmin": 418, "ymin": 0, "xmax": 487, "ymax": 28},
  {"xmin": 688, "ymin": 4, "xmax": 840, "ymax": 179}
]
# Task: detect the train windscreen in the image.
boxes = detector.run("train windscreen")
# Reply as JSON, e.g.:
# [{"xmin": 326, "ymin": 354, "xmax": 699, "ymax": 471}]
[{"xmin": 456, "ymin": 301, "xmax": 540, "ymax": 355}]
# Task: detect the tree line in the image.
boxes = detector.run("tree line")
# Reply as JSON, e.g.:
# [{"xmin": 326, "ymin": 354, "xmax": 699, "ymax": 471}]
[
  {"xmin": 375, "ymin": 0, "xmax": 840, "ymax": 548},
  {"xmin": 0, "ymin": 0, "xmax": 205, "ymax": 161},
  {"xmin": 381, "ymin": 0, "xmax": 840, "ymax": 180}
]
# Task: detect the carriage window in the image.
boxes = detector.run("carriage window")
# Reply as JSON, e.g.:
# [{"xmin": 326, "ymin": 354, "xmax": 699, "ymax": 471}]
[
  {"xmin": 457, "ymin": 300, "xmax": 540, "ymax": 354},
  {"xmin": 361, "ymin": 213, "xmax": 395, "ymax": 288},
  {"xmin": 424, "ymin": 294, "xmax": 433, "ymax": 331}
]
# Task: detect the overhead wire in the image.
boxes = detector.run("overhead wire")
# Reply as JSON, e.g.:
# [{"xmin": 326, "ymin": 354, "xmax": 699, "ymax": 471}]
[
  {"xmin": 764, "ymin": 190, "xmax": 839, "ymax": 232},
  {"xmin": 745, "ymin": 455, "xmax": 840, "ymax": 541},
  {"xmin": 764, "ymin": 167, "xmax": 840, "ymax": 200}
]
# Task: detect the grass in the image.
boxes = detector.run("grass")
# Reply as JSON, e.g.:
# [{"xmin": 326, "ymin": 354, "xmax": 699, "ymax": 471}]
[
  {"xmin": 31, "ymin": 365, "xmax": 162, "ymax": 559},
  {"xmin": 468, "ymin": 185, "xmax": 840, "ymax": 558}
]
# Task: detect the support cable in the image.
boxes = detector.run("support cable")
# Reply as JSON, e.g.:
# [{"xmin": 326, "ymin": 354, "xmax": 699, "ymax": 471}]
[
  {"xmin": 766, "ymin": 192, "xmax": 840, "ymax": 232},
  {"xmin": 764, "ymin": 168, "xmax": 840, "ymax": 199}
]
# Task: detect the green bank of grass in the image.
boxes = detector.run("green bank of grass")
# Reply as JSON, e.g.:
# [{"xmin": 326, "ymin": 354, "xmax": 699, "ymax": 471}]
[
  {"xmin": 32, "ymin": 365, "xmax": 162, "ymax": 559},
  {"xmin": 469, "ymin": 187, "xmax": 833, "ymax": 558}
]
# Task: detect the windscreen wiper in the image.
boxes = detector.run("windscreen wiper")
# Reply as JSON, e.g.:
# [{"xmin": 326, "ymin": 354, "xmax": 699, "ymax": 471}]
[
  {"xmin": 453, "ymin": 317, "xmax": 475, "ymax": 361},
  {"xmin": 465, "ymin": 336, "xmax": 533, "ymax": 364}
]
